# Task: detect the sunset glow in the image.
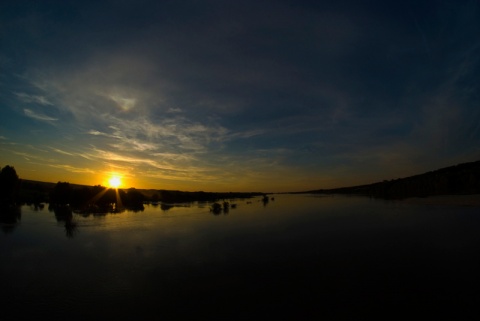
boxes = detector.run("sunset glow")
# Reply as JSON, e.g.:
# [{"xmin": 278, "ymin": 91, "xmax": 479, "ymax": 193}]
[{"xmin": 108, "ymin": 176, "xmax": 122, "ymax": 189}]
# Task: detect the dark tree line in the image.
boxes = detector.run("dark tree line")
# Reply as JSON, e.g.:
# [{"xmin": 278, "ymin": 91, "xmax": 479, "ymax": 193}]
[
  {"xmin": 0, "ymin": 164, "xmax": 146, "ymax": 213},
  {"xmin": 0, "ymin": 163, "xmax": 262, "ymax": 215},
  {"xmin": 49, "ymin": 182, "xmax": 146, "ymax": 212}
]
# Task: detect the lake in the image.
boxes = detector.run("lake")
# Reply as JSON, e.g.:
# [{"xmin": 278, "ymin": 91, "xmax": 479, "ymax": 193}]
[{"xmin": 1, "ymin": 194, "xmax": 480, "ymax": 320}]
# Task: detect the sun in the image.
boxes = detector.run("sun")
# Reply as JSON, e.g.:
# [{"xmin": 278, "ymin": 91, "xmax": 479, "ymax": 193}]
[{"xmin": 108, "ymin": 176, "xmax": 122, "ymax": 189}]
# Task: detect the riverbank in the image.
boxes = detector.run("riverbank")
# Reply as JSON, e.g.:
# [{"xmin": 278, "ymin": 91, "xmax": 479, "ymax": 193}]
[{"xmin": 401, "ymin": 194, "xmax": 480, "ymax": 207}]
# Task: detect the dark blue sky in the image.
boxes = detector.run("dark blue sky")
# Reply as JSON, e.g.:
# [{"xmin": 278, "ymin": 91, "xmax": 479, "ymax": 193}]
[{"xmin": 1, "ymin": 0, "xmax": 479, "ymax": 192}]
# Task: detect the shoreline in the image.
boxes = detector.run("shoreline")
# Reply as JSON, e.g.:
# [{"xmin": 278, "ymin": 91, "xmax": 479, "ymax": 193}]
[{"xmin": 401, "ymin": 194, "xmax": 480, "ymax": 207}]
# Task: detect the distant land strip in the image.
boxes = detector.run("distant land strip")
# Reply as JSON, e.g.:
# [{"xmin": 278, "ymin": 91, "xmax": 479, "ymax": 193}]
[
  {"xmin": 297, "ymin": 160, "xmax": 480, "ymax": 200},
  {"xmin": 7, "ymin": 159, "xmax": 480, "ymax": 205},
  {"xmin": 16, "ymin": 179, "xmax": 264, "ymax": 205}
]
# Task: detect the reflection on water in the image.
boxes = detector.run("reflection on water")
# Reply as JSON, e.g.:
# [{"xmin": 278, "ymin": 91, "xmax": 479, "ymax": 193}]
[
  {"xmin": 1, "ymin": 194, "xmax": 480, "ymax": 319},
  {"xmin": 160, "ymin": 203, "xmax": 173, "ymax": 211},
  {"xmin": 0, "ymin": 204, "xmax": 21, "ymax": 233},
  {"xmin": 50, "ymin": 205, "xmax": 78, "ymax": 238}
]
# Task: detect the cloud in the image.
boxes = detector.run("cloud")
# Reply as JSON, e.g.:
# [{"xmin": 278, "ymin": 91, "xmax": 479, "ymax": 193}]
[
  {"xmin": 151, "ymin": 152, "xmax": 197, "ymax": 162},
  {"xmin": 49, "ymin": 164, "xmax": 95, "ymax": 174},
  {"xmin": 13, "ymin": 151, "xmax": 56, "ymax": 163},
  {"xmin": 24, "ymin": 108, "xmax": 58, "ymax": 122},
  {"xmin": 109, "ymin": 94, "xmax": 137, "ymax": 111},
  {"xmin": 87, "ymin": 147, "xmax": 195, "ymax": 172},
  {"xmin": 21, "ymin": 61, "xmax": 231, "ymax": 154},
  {"xmin": 227, "ymin": 129, "xmax": 266, "ymax": 139},
  {"xmin": 15, "ymin": 92, "xmax": 54, "ymax": 106},
  {"xmin": 50, "ymin": 147, "xmax": 74, "ymax": 156},
  {"xmin": 71, "ymin": 144, "xmax": 245, "ymax": 184},
  {"xmin": 167, "ymin": 107, "xmax": 183, "ymax": 113},
  {"xmin": 87, "ymin": 130, "xmax": 104, "ymax": 136},
  {"xmin": 98, "ymin": 114, "xmax": 229, "ymax": 153}
]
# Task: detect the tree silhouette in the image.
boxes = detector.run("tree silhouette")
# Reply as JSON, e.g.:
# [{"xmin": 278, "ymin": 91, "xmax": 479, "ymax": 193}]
[
  {"xmin": 0, "ymin": 165, "xmax": 19, "ymax": 204},
  {"xmin": 49, "ymin": 182, "xmax": 73, "ymax": 205},
  {"xmin": 124, "ymin": 188, "xmax": 145, "ymax": 209}
]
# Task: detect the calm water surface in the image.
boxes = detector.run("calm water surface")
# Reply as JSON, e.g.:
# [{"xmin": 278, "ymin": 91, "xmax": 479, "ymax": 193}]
[{"xmin": 2, "ymin": 194, "xmax": 480, "ymax": 319}]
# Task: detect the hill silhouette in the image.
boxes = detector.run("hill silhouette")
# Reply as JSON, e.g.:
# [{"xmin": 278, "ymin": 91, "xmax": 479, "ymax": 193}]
[{"xmin": 302, "ymin": 160, "xmax": 480, "ymax": 199}]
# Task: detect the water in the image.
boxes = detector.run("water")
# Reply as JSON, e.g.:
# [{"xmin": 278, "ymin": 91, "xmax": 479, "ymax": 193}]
[{"xmin": 1, "ymin": 194, "xmax": 480, "ymax": 319}]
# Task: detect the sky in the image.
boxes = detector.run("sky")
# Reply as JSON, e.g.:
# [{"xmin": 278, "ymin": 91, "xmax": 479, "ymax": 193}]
[{"xmin": 1, "ymin": 0, "xmax": 480, "ymax": 193}]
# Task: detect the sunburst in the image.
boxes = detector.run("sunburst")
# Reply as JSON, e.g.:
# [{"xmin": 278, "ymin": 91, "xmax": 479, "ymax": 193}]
[{"xmin": 108, "ymin": 176, "xmax": 122, "ymax": 189}]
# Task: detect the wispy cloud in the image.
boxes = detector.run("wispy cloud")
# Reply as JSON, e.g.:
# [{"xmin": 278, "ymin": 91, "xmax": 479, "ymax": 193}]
[
  {"xmin": 109, "ymin": 141, "xmax": 158, "ymax": 152},
  {"xmin": 88, "ymin": 113, "xmax": 229, "ymax": 154},
  {"xmin": 27, "ymin": 145, "xmax": 49, "ymax": 153},
  {"xmin": 15, "ymin": 92, "xmax": 54, "ymax": 106},
  {"xmin": 79, "ymin": 146, "xmax": 225, "ymax": 183},
  {"xmin": 49, "ymin": 164, "xmax": 95, "ymax": 173},
  {"xmin": 13, "ymin": 151, "xmax": 56, "ymax": 163},
  {"xmin": 24, "ymin": 108, "xmax": 58, "ymax": 122},
  {"xmin": 108, "ymin": 94, "xmax": 137, "ymax": 111},
  {"xmin": 87, "ymin": 130, "xmax": 106, "ymax": 136},
  {"xmin": 50, "ymin": 147, "xmax": 74, "ymax": 156},
  {"xmin": 227, "ymin": 129, "xmax": 266, "ymax": 139},
  {"xmin": 167, "ymin": 107, "xmax": 183, "ymax": 113},
  {"xmin": 151, "ymin": 152, "xmax": 197, "ymax": 162},
  {"xmin": 139, "ymin": 169, "xmax": 219, "ymax": 182}
]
